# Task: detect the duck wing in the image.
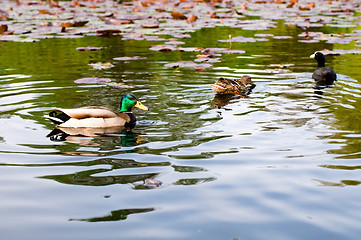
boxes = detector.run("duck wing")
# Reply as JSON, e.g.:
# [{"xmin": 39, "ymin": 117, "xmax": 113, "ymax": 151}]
[
  {"xmin": 211, "ymin": 78, "xmax": 246, "ymax": 95},
  {"xmin": 54, "ymin": 106, "xmax": 120, "ymax": 119}
]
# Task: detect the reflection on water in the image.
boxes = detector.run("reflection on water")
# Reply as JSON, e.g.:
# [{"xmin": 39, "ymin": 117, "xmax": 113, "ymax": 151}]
[
  {"xmin": 40, "ymin": 168, "xmax": 161, "ymax": 187},
  {"xmin": 211, "ymin": 94, "xmax": 249, "ymax": 108},
  {"xmin": 70, "ymin": 207, "xmax": 155, "ymax": 222},
  {"xmin": 315, "ymin": 179, "xmax": 361, "ymax": 187},
  {"xmin": 1, "ymin": 19, "xmax": 361, "ymax": 240},
  {"xmin": 47, "ymin": 127, "xmax": 142, "ymax": 147}
]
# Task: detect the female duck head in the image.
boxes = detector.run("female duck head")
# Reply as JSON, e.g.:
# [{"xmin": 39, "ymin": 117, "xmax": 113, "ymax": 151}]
[{"xmin": 120, "ymin": 94, "xmax": 148, "ymax": 112}]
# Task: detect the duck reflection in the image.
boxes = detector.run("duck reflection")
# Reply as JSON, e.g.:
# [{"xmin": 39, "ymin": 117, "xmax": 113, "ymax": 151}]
[
  {"xmin": 314, "ymin": 164, "xmax": 361, "ymax": 187},
  {"xmin": 40, "ymin": 166, "xmax": 161, "ymax": 186},
  {"xmin": 314, "ymin": 179, "xmax": 361, "ymax": 187},
  {"xmin": 313, "ymin": 86, "xmax": 324, "ymax": 96},
  {"xmin": 47, "ymin": 126, "xmax": 143, "ymax": 147},
  {"xmin": 69, "ymin": 207, "xmax": 155, "ymax": 222},
  {"xmin": 212, "ymin": 94, "xmax": 248, "ymax": 108},
  {"xmin": 37, "ymin": 157, "xmax": 216, "ymax": 188}
]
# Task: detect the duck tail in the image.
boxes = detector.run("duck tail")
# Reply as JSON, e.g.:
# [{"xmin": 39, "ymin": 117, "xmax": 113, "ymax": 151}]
[{"xmin": 46, "ymin": 110, "xmax": 71, "ymax": 125}]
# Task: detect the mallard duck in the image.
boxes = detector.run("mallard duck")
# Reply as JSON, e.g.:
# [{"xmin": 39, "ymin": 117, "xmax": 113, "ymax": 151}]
[
  {"xmin": 47, "ymin": 94, "xmax": 148, "ymax": 128},
  {"xmin": 211, "ymin": 75, "xmax": 255, "ymax": 95},
  {"xmin": 310, "ymin": 52, "xmax": 337, "ymax": 86}
]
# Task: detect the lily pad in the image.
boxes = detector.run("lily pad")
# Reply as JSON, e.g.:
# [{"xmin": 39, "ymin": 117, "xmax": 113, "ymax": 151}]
[
  {"xmin": 104, "ymin": 19, "xmax": 134, "ymax": 25},
  {"xmin": 96, "ymin": 29, "xmax": 122, "ymax": 37},
  {"xmin": 177, "ymin": 47, "xmax": 203, "ymax": 52},
  {"xmin": 164, "ymin": 61, "xmax": 212, "ymax": 69},
  {"xmin": 76, "ymin": 46, "xmax": 103, "ymax": 51},
  {"xmin": 105, "ymin": 82, "xmax": 133, "ymax": 88},
  {"xmin": 273, "ymin": 36, "xmax": 293, "ymax": 39},
  {"xmin": 224, "ymin": 50, "xmax": 246, "ymax": 54},
  {"xmin": 113, "ymin": 56, "xmax": 145, "ymax": 61},
  {"xmin": 149, "ymin": 45, "xmax": 178, "ymax": 52},
  {"xmin": 88, "ymin": 62, "xmax": 115, "ymax": 70},
  {"xmin": 194, "ymin": 58, "xmax": 221, "ymax": 63},
  {"xmin": 145, "ymin": 178, "xmax": 162, "ymax": 187},
  {"xmin": 74, "ymin": 77, "xmax": 112, "ymax": 84},
  {"xmin": 171, "ymin": 11, "xmax": 187, "ymax": 20},
  {"xmin": 219, "ymin": 35, "xmax": 268, "ymax": 43},
  {"xmin": 314, "ymin": 49, "xmax": 361, "ymax": 56},
  {"xmin": 164, "ymin": 40, "xmax": 185, "ymax": 45}
]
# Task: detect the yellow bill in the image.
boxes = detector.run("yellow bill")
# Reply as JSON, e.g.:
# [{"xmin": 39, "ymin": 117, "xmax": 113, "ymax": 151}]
[{"xmin": 134, "ymin": 101, "xmax": 148, "ymax": 111}]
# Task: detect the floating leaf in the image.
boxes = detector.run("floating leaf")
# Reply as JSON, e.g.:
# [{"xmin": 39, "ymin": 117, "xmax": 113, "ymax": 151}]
[
  {"xmin": 330, "ymin": 8, "xmax": 354, "ymax": 13},
  {"xmin": 314, "ymin": 49, "xmax": 361, "ymax": 56},
  {"xmin": 105, "ymin": 82, "xmax": 132, "ymax": 88},
  {"xmin": 61, "ymin": 21, "xmax": 89, "ymax": 28},
  {"xmin": 0, "ymin": 10, "xmax": 9, "ymax": 21},
  {"xmin": 194, "ymin": 58, "xmax": 221, "ymax": 63},
  {"xmin": 96, "ymin": 29, "xmax": 122, "ymax": 37},
  {"xmin": 171, "ymin": 11, "xmax": 187, "ymax": 20},
  {"xmin": 254, "ymin": 33, "xmax": 274, "ymax": 37},
  {"xmin": 88, "ymin": 62, "xmax": 115, "ymax": 70},
  {"xmin": 224, "ymin": 50, "xmax": 246, "ymax": 54},
  {"xmin": 164, "ymin": 39, "xmax": 185, "ymax": 45},
  {"xmin": 203, "ymin": 48, "xmax": 228, "ymax": 53},
  {"xmin": 268, "ymin": 63, "xmax": 294, "ymax": 68},
  {"xmin": 74, "ymin": 77, "xmax": 112, "ymax": 84},
  {"xmin": 177, "ymin": 47, "xmax": 203, "ymax": 52},
  {"xmin": 145, "ymin": 178, "xmax": 162, "ymax": 187},
  {"xmin": 298, "ymin": 39, "xmax": 320, "ymax": 43},
  {"xmin": 219, "ymin": 35, "xmax": 262, "ymax": 43},
  {"xmin": 187, "ymin": 15, "xmax": 198, "ymax": 23},
  {"xmin": 141, "ymin": 21, "xmax": 159, "ymax": 28},
  {"xmin": 273, "ymin": 36, "xmax": 293, "ymax": 39},
  {"xmin": 149, "ymin": 45, "xmax": 178, "ymax": 52},
  {"xmin": 105, "ymin": 19, "xmax": 134, "ymax": 25},
  {"xmin": 38, "ymin": 10, "xmax": 52, "ymax": 15},
  {"xmin": 164, "ymin": 61, "xmax": 212, "ymax": 69},
  {"xmin": 171, "ymin": 33, "xmax": 192, "ymax": 39},
  {"xmin": 76, "ymin": 46, "xmax": 103, "ymax": 51},
  {"xmin": 0, "ymin": 24, "xmax": 14, "ymax": 35},
  {"xmin": 326, "ymin": 38, "xmax": 352, "ymax": 44},
  {"xmin": 196, "ymin": 54, "xmax": 213, "ymax": 58},
  {"xmin": 113, "ymin": 56, "xmax": 145, "ymax": 61}
]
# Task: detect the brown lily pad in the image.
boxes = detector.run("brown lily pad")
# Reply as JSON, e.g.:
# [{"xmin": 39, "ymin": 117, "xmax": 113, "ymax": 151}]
[
  {"xmin": 171, "ymin": 11, "xmax": 187, "ymax": 20},
  {"xmin": 0, "ymin": 25, "xmax": 13, "ymax": 35},
  {"xmin": 96, "ymin": 29, "xmax": 122, "ymax": 37},
  {"xmin": 61, "ymin": 21, "xmax": 89, "ymax": 28},
  {"xmin": 187, "ymin": 15, "xmax": 198, "ymax": 23}
]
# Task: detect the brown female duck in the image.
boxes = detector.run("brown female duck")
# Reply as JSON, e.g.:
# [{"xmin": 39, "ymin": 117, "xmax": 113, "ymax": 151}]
[{"xmin": 211, "ymin": 75, "xmax": 255, "ymax": 95}]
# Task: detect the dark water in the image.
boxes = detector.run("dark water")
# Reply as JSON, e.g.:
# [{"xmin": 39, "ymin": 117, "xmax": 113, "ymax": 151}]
[{"xmin": 1, "ymin": 16, "xmax": 361, "ymax": 240}]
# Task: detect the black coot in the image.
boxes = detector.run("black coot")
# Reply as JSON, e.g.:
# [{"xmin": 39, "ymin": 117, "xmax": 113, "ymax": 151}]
[{"xmin": 310, "ymin": 52, "xmax": 337, "ymax": 86}]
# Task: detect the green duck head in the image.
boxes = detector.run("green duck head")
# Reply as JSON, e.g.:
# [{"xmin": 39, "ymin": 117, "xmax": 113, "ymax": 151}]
[{"xmin": 120, "ymin": 94, "xmax": 148, "ymax": 112}]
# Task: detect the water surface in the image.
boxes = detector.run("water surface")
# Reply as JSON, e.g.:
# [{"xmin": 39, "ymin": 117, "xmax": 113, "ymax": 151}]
[{"xmin": 1, "ymin": 10, "xmax": 361, "ymax": 240}]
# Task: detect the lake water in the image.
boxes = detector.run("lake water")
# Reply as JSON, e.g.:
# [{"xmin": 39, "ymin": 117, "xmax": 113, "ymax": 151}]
[{"xmin": 1, "ymin": 1, "xmax": 361, "ymax": 239}]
